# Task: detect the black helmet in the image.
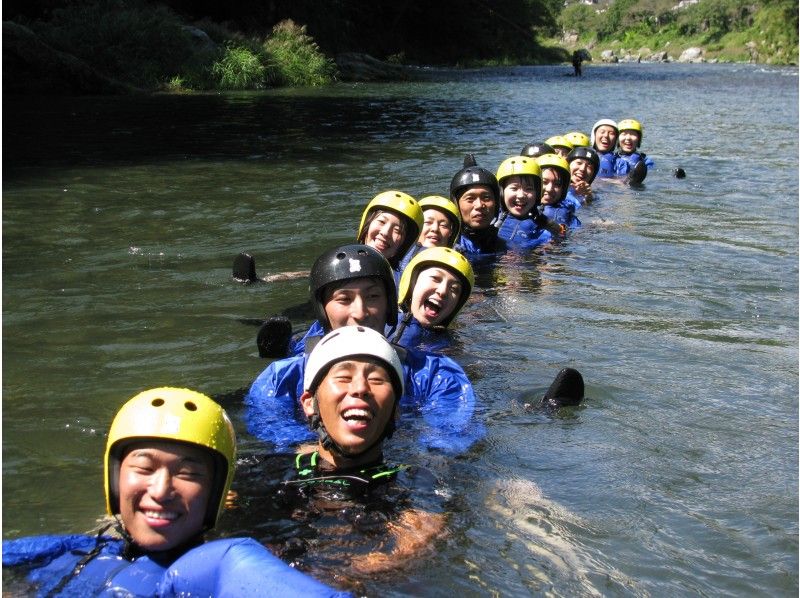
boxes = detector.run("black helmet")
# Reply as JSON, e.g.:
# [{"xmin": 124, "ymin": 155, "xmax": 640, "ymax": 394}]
[
  {"xmin": 449, "ymin": 166, "xmax": 500, "ymax": 213},
  {"xmin": 309, "ymin": 244, "xmax": 398, "ymax": 331},
  {"xmin": 520, "ymin": 142, "xmax": 555, "ymax": 159},
  {"xmin": 566, "ymin": 146, "xmax": 600, "ymax": 184}
]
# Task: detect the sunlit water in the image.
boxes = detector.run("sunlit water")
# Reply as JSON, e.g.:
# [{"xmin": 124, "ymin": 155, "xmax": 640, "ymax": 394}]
[{"xmin": 3, "ymin": 63, "xmax": 798, "ymax": 596}]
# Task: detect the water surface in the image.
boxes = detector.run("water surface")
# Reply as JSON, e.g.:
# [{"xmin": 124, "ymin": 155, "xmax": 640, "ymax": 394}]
[{"xmin": 3, "ymin": 63, "xmax": 798, "ymax": 596}]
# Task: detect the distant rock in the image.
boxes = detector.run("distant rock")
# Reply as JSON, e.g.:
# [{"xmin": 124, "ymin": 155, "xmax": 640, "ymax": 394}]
[
  {"xmin": 336, "ymin": 52, "xmax": 413, "ymax": 81},
  {"xmin": 649, "ymin": 51, "xmax": 669, "ymax": 62},
  {"xmin": 182, "ymin": 26, "xmax": 217, "ymax": 54},
  {"xmin": 678, "ymin": 47, "xmax": 704, "ymax": 62},
  {"xmin": 600, "ymin": 49, "xmax": 618, "ymax": 63}
]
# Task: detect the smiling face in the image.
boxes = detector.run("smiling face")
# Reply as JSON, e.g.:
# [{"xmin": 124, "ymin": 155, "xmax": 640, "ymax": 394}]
[
  {"xmin": 409, "ymin": 266, "xmax": 462, "ymax": 328},
  {"xmin": 302, "ymin": 359, "xmax": 396, "ymax": 465},
  {"xmin": 419, "ymin": 208, "xmax": 454, "ymax": 248},
  {"xmin": 365, "ymin": 210, "xmax": 405, "ymax": 259},
  {"xmin": 118, "ymin": 441, "xmax": 213, "ymax": 552},
  {"xmin": 618, "ymin": 130, "xmax": 641, "ymax": 154},
  {"xmin": 541, "ymin": 168, "xmax": 564, "ymax": 206},
  {"xmin": 457, "ymin": 185, "xmax": 496, "ymax": 230},
  {"xmin": 594, "ymin": 125, "xmax": 617, "ymax": 153},
  {"xmin": 323, "ymin": 278, "xmax": 388, "ymax": 332},
  {"xmin": 569, "ymin": 158, "xmax": 595, "ymax": 186},
  {"xmin": 502, "ymin": 175, "xmax": 539, "ymax": 217}
]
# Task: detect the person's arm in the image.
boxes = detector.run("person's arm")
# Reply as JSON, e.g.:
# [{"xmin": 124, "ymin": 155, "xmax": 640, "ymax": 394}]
[
  {"xmin": 2, "ymin": 534, "xmax": 99, "ymax": 567},
  {"xmin": 244, "ymin": 357, "xmax": 316, "ymax": 449},
  {"xmin": 348, "ymin": 509, "xmax": 446, "ymax": 575},
  {"xmin": 161, "ymin": 538, "xmax": 351, "ymax": 597}
]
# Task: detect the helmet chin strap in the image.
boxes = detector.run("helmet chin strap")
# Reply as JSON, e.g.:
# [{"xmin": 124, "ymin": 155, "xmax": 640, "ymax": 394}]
[{"xmin": 308, "ymin": 397, "xmax": 397, "ymax": 461}]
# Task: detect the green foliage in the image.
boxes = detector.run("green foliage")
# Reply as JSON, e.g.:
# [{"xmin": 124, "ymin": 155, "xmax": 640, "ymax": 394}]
[
  {"xmin": 210, "ymin": 44, "xmax": 265, "ymax": 90},
  {"xmin": 262, "ymin": 20, "xmax": 336, "ymax": 86},
  {"xmin": 33, "ymin": 0, "xmax": 195, "ymax": 88},
  {"xmin": 556, "ymin": 0, "xmax": 797, "ymax": 64},
  {"xmin": 559, "ymin": 4, "xmax": 602, "ymax": 36}
]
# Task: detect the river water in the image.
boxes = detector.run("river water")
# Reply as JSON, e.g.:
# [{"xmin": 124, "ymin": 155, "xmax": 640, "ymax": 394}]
[{"xmin": 3, "ymin": 63, "xmax": 798, "ymax": 596}]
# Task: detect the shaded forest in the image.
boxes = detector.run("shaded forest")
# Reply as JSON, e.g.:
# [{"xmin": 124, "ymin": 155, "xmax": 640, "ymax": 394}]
[{"xmin": 3, "ymin": 0, "xmax": 561, "ymax": 65}]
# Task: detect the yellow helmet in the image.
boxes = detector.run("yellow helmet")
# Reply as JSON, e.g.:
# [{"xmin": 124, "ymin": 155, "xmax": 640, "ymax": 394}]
[
  {"xmin": 104, "ymin": 387, "xmax": 236, "ymax": 530},
  {"xmin": 544, "ymin": 135, "xmax": 574, "ymax": 153},
  {"xmin": 356, "ymin": 191, "xmax": 424, "ymax": 265},
  {"xmin": 536, "ymin": 153, "xmax": 571, "ymax": 202},
  {"xmin": 419, "ymin": 195, "xmax": 461, "ymax": 248},
  {"xmin": 564, "ymin": 131, "xmax": 590, "ymax": 148},
  {"xmin": 397, "ymin": 247, "xmax": 474, "ymax": 328},
  {"xmin": 617, "ymin": 119, "xmax": 643, "ymax": 147},
  {"xmin": 496, "ymin": 156, "xmax": 542, "ymax": 186}
]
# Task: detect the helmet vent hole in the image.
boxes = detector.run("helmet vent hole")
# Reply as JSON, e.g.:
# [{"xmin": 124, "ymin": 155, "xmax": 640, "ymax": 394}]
[
  {"xmin": 335, "ymin": 252, "xmax": 346, "ymax": 260},
  {"xmin": 151, "ymin": 398, "xmax": 165, "ymax": 407},
  {"xmin": 184, "ymin": 401, "xmax": 198, "ymax": 411}
]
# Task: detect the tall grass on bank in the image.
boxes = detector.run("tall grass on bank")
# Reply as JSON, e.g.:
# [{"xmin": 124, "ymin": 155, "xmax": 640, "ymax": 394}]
[{"xmin": 262, "ymin": 20, "xmax": 336, "ymax": 87}]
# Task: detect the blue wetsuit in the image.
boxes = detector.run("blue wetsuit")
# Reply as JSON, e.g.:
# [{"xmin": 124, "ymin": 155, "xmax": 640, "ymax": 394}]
[
  {"xmin": 614, "ymin": 152, "xmax": 654, "ymax": 175},
  {"xmin": 494, "ymin": 212, "xmax": 552, "ymax": 249},
  {"xmin": 563, "ymin": 188, "xmax": 584, "ymax": 211},
  {"xmin": 596, "ymin": 150, "xmax": 617, "ymax": 178},
  {"xmin": 2, "ymin": 535, "xmax": 347, "ymax": 597},
  {"xmin": 454, "ymin": 226, "xmax": 506, "ymax": 257},
  {"xmin": 244, "ymin": 348, "xmax": 483, "ymax": 456},
  {"xmin": 542, "ymin": 202, "xmax": 581, "ymax": 230},
  {"xmin": 390, "ymin": 314, "xmax": 453, "ymax": 353}
]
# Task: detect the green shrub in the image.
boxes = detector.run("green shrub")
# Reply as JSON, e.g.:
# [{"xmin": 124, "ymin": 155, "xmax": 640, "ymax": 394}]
[
  {"xmin": 262, "ymin": 20, "xmax": 336, "ymax": 87},
  {"xmin": 34, "ymin": 0, "xmax": 194, "ymax": 88},
  {"xmin": 211, "ymin": 43, "xmax": 265, "ymax": 90}
]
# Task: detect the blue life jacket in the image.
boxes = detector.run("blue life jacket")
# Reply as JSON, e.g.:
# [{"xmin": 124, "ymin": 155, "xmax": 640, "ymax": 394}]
[
  {"xmin": 596, "ymin": 150, "xmax": 617, "ymax": 178},
  {"xmin": 564, "ymin": 188, "xmax": 585, "ymax": 211},
  {"xmin": 2, "ymin": 535, "xmax": 349, "ymax": 597},
  {"xmin": 390, "ymin": 313, "xmax": 453, "ymax": 353},
  {"xmin": 542, "ymin": 202, "xmax": 581, "ymax": 230},
  {"xmin": 454, "ymin": 226, "xmax": 506, "ymax": 256},
  {"xmin": 494, "ymin": 212, "xmax": 552, "ymax": 249},
  {"xmin": 614, "ymin": 152, "xmax": 654, "ymax": 175},
  {"xmin": 244, "ymin": 347, "xmax": 484, "ymax": 456}
]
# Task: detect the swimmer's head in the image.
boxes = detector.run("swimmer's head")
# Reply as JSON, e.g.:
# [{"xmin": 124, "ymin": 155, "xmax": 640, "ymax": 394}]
[
  {"xmin": 616, "ymin": 118, "xmax": 643, "ymax": 153},
  {"xmin": 301, "ymin": 326, "xmax": 404, "ymax": 463},
  {"xmin": 309, "ymin": 244, "xmax": 398, "ymax": 332},
  {"xmin": 356, "ymin": 191, "xmax": 423, "ymax": 266},
  {"xmin": 591, "ymin": 119, "xmax": 618, "ymax": 153},
  {"xmin": 567, "ymin": 146, "xmax": 600, "ymax": 185},
  {"xmin": 544, "ymin": 135, "xmax": 574, "ymax": 158},
  {"xmin": 496, "ymin": 155, "xmax": 542, "ymax": 218},
  {"xmin": 104, "ymin": 388, "xmax": 236, "ymax": 550},
  {"xmin": 418, "ymin": 195, "xmax": 461, "ymax": 248},
  {"xmin": 537, "ymin": 153, "xmax": 571, "ymax": 205},
  {"xmin": 398, "ymin": 247, "xmax": 474, "ymax": 328},
  {"xmin": 520, "ymin": 142, "xmax": 555, "ymax": 159}
]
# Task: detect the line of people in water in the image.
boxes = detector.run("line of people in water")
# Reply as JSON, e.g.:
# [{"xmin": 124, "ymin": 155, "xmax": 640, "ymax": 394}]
[{"xmin": 3, "ymin": 117, "xmax": 648, "ymax": 595}]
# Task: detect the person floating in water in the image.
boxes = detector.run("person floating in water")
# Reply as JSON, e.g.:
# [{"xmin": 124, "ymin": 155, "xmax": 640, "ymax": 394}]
[
  {"xmin": 613, "ymin": 118, "xmax": 653, "ymax": 183},
  {"xmin": 227, "ymin": 326, "xmax": 452, "ymax": 587},
  {"xmin": 2, "ymin": 388, "xmax": 347, "ymax": 597},
  {"xmin": 245, "ymin": 243, "xmax": 485, "ymax": 456},
  {"xmin": 391, "ymin": 246, "xmax": 475, "ymax": 352}
]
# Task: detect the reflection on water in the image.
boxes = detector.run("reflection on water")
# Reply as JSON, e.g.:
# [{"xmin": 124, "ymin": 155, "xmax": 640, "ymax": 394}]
[{"xmin": 3, "ymin": 63, "xmax": 798, "ymax": 596}]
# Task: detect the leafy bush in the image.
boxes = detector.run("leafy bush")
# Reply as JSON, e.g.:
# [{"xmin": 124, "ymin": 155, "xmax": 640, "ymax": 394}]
[
  {"xmin": 262, "ymin": 20, "xmax": 336, "ymax": 87},
  {"xmin": 34, "ymin": 0, "xmax": 195, "ymax": 88},
  {"xmin": 211, "ymin": 44, "xmax": 265, "ymax": 90}
]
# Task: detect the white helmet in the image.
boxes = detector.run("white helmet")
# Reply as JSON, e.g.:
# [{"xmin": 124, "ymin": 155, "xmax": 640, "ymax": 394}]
[
  {"xmin": 304, "ymin": 326, "xmax": 404, "ymax": 399},
  {"xmin": 590, "ymin": 118, "xmax": 618, "ymax": 147}
]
